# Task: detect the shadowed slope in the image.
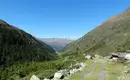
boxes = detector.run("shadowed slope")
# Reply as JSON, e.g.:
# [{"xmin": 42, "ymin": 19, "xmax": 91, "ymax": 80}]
[{"xmin": 0, "ymin": 20, "xmax": 56, "ymax": 67}]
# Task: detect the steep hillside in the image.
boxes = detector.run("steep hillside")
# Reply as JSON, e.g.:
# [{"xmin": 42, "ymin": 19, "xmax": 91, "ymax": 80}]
[
  {"xmin": 63, "ymin": 8, "xmax": 130, "ymax": 56},
  {"xmin": 40, "ymin": 38, "xmax": 73, "ymax": 51},
  {"xmin": 0, "ymin": 20, "xmax": 56, "ymax": 67}
]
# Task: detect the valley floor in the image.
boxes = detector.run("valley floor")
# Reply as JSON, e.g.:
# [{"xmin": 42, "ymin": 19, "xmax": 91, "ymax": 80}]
[{"xmin": 69, "ymin": 59, "xmax": 125, "ymax": 80}]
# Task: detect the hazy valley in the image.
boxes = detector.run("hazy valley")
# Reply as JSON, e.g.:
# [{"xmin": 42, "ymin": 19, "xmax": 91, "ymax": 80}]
[{"xmin": 39, "ymin": 38, "xmax": 73, "ymax": 52}]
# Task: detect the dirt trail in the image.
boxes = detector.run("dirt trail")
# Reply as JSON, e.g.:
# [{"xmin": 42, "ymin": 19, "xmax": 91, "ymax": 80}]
[
  {"xmin": 80, "ymin": 60, "xmax": 97, "ymax": 80},
  {"xmin": 98, "ymin": 60, "xmax": 107, "ymax": 80},
  {"xmin": 80, "ymin": 59, "xmax": 107, "ymax": 80}
]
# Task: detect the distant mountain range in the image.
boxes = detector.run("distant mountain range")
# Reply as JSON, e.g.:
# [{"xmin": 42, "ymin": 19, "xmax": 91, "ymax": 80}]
[
  {"xmin": 0, "ymin": 20, "xmax": 56, "ymax": 67},
  {"xmin": 39, "ymin": 38, "xmax": 73, "ymax": 52},
  {"xmin": 63, "ymin": 8, "xmax": 130, "ymax": 56}
]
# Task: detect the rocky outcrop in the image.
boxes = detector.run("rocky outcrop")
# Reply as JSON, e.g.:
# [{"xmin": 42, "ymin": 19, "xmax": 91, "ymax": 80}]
[
  {"xmin": 44, "ymin": 62, "xmax": 86, "ymax": 80},
  {"xmin": 30, "ymin": 62, "xmax": 87, "ymax": 80}
]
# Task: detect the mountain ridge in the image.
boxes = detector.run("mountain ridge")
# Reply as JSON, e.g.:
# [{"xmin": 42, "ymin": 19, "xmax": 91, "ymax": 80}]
[
  {"xmin": 63, "ymin": 8, "xmax": 130, "ymax": 56},
  {"xmin": 0, "ymin": 20, "xmax": 56, "ymax": 66}
]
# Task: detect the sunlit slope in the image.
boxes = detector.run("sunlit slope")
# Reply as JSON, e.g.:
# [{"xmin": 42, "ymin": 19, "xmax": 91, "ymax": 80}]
[{"xmin": 63, "ymin": 8, "xmax": 130, "ymax": 56}]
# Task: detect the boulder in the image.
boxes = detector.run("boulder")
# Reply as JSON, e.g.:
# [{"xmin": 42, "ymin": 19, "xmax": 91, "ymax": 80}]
[
  {"xmin": 57, "ymin": 69, "xmax": 69, "ymax": 76},
  {"xmin": 73, "ymin": 69, "xmax": 79, "ymax": 73},
  {"xmin": 85, "ymin": 55, "xmax": 91, "ymax": 60},
  {"xmin": 95, "ymin": 54, "xmax": 102, "ymax": 59},
  {"xmin": 112, "ymin": 57, "xmax": 118, "ymax": 60},
  {"xmin": 30, "ymin": 75, "xmax": 40, "ymax": 80},
  {"xmin": 53, "ymin": 69, "xmax": 70, "ymax": 79},
  {"xmin": 124, "ymin": 54, "xmax": 130, "ymax": 60},
  {"xmin": 54, "ymin": 72, "xmax": 63, "ymax": 79},
  {"xmin": 80, "ymin": 63, "xmax": 86, "ymax": 68},
  {"xmin": 70, "ymin": 70, "xmax": 75, "ymax": 75}
]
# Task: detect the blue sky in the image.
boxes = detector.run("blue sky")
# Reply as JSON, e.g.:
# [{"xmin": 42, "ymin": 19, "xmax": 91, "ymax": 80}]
[{"xmin": 0, "ymin": 0, "xmax": 130, "ymax": 39}]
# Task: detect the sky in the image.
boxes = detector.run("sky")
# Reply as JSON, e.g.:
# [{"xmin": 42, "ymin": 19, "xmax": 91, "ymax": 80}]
[{"xmin": 0, "ymin": 0, "xmax": 130, "ymax": 39}]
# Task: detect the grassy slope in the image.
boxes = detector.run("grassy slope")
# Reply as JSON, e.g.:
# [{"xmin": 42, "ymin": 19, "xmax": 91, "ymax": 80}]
[
  {"xmin": 106, "ymin": 62, "xmax": 124, "ymax": 80},
  {"xmin": 63, "ymin": 8, "xmax": 130, "ymax": 56}
]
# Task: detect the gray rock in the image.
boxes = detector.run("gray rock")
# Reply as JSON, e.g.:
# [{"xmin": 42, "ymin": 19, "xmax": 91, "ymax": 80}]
[
  {"xmin": 30, "ymin": 75, "xmax": 40, "ymax": 80},
  {"xmin": 54, "ymin": 72, "xmax": 63, "ymax": 79},
  {"xmin": 85, "ymin": 55, "xmax": 91, "ymax": 60},
  {"xmin": 124, "ymin": 54, "xmax": 130, "ymax": 60}
]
